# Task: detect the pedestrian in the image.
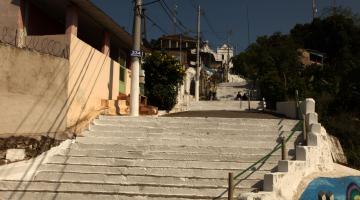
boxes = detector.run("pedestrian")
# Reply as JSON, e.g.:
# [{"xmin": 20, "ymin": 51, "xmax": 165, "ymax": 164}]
[
  {"xmin": 242, "ymin": 93, "xmax": 248, "ymax": 101},
  {"xmin": 235, "ymin": 91, "xmax": 242, "ymax": 100}
]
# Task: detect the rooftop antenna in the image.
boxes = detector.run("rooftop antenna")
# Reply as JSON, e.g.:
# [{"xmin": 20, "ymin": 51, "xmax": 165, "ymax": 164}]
[
  {"xmin": 312, "ymin": 0, "xmax": 318, "ymax": 20},
  {"xmin": 246, "ymin": 3, "xmax": 250, "ymax": 46}
]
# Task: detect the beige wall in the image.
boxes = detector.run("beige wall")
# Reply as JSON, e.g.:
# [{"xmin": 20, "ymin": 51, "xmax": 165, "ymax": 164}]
[
  {"xmin": 0, "ymin": 34, "xmax": 125, "ymax": 136},
  {"xmin": 67, "ymin": 35, "xmax": 120, "ymax": 127},
  {"xmin": 0, "ymin": 43, "xmax": 69, "ymax": 136},
  {"xmin": 0, "ymin": 0, "xmax": 19, "ymax": 30},
  {"xmin": 24, "ymin": 35, "xmax": 70, "ymax": 58}
]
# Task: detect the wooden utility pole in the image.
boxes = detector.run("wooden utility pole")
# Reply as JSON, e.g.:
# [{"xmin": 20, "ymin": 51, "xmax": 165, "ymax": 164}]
[
  {"xmin": 130, "ymin": 0, "xmax": 142, "ymax": 116},
  {"xmin": 195, "ymin": 5, "xmax": 200, "ymax": 101}
]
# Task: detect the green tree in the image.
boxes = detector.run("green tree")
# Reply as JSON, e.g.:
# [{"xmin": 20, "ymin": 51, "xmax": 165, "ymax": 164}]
[
  {"xmin": 233, "ymin": 8, "xmax": 360, "ymax": 168},
  {"xmin": 142, "ymin": 52, "xmax": 185, "ymax": 111},
  {"xmin": 232, "ymin": 33, "xmax": 304, "ymax": 108}
]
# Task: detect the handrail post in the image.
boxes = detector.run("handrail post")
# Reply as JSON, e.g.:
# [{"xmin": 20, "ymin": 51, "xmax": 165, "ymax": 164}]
[
  {"xmin": 295, "ymin": 90, "xmax": 299, "ymax": 119},
  {"xmin": 281, "ymin": 136, "xmax": 287, "ymax": 160},
  {"xmin": 228, "ymin": 172, "xmax": 234, "ymax": 200},
  {"xmin": 247, "ymin": 91, "xmax": 251, "ymax": 110},
  {"xmin": 302, "ymin": 114, "xmax": 307, "ymax": 145}
]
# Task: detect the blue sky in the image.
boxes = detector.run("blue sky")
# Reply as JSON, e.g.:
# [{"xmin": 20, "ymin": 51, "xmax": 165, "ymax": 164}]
[{"xmin": 92, "ymin": 0, "xmax": 360, "ymax": 52}]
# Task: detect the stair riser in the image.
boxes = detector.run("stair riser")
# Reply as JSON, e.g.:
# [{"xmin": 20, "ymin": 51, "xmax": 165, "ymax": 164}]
[
  {"xmin": 74, "ymin": 137, "xmax": 299, "ymax": 148},
  {"xmin": 0, "ymin": 181, "xmax": 255, "ymax": 198},
  {"xmin": 89, "ymin": 125, "xmax": 297, "ymax": 133},
  {"xmin": 34, "ymin": 172, "xmax": 261, "ymax": 188},
  {"xmin": 47, "ymin": 156, "xmax": 278, "ymax": 170},
  {"xmin": 38, "ymin": 164, "xmax": 269, "ymax": 179},
  {"xmin": 0, "ymin": 192, "xmax": 230, "ymax": 200},
  {"xmin": 72, "ymin": 143, "xmax": 283, "ymax": 154},
  {"xmin": 60, "ymin": 149, "xmax": 282, "ymax": 162}
]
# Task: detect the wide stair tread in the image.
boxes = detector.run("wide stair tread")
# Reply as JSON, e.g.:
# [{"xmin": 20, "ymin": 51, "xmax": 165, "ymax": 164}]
[{"xmin": 0, "ymin": 115, "xmax": 301, "ymax": 199}]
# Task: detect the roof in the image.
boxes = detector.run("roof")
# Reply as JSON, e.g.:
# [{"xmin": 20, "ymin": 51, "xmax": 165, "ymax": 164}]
[
  {"xmin": 70, "ymin": 0, "xmax": 134, "ymax": 49},
  {"xmin": 159, "ymin": 34, "xmax": 197, "ymax": 42}
]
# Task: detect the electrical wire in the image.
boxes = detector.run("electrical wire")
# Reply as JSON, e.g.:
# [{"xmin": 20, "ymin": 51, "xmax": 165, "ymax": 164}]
[
  {"xmin": 158, "ymin": 0, "xmax": 195, "ymax": 34},
  {"xmin": 143, "ymin": 14, "xmax": 169, "ymax": 35}
]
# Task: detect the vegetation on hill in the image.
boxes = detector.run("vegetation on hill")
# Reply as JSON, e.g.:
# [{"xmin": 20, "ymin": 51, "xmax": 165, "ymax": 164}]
[
  {"xmin": 232, "ymin": 7, "xmax": 360, "ymax": 169},
  {"xmin": 142, "ymin": 52, "xmax": 185, "ymax": 111}
]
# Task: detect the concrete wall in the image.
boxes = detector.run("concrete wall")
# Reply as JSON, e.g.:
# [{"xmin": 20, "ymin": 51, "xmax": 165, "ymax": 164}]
[
  {"xmin": 276, "ymin": 101, "xmax": 297, "ymax": 119},
  {"xmin": 0, "ymin": 43, "xmax": 69, "ymax": 136},
  {"xmin": 24, "ymin": 34, "xmax": 70, "ymax": 58},
  {"xmin": 0, "ymin": 0, "xmax": 19, "ymax": 30},
  {"xmin": 67, "ymin": 35, "xmax": 120, "ymax": 128},
  {"xmin": 240, "ymin": 98, "xmax": 336, "ymax": 200}
]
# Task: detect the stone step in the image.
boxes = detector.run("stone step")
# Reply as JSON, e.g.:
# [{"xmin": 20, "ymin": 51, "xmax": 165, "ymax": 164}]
[
  {"xmin": 71, "ymin": 143, "xmax": 283, "ymax": 154},
  {"xmin": 98, "ymin": 115, "xmax": 299, "ymax": 125},
  {"xmin": 0, "ymin": 181, "xmax": 252, "ymax": 199},
  {"xmin": 46, "ymin": 156, "xmax": 278, "ymax": 171},
  {"xmin": 92, "ymin": 119, "xmax": 281, "ymax": 129},
  {"xmin": 59, "ymin": 148, "xmax": 283, "ymax": 162},
  {"xmin": 34, "ymin": 172, "xmax": 261, "ymax": 189},
  {"xmin": 74, "ymin": 137, "xmax": 295, "ymax": 149},
  {"xmin": 98, "ymin": 116, "xmax": 296, "ymax": 123},
  {"xmin": 38, "ymin": 164, "xmax": 269, "ymax": 179},
  {"xmin": 188, "ymin": 101, "xmax": 262, "ymax": 111},
  {"xmin": 82, "ymin": 130, "xmax": 289, "ymax": 140},
  {"xmin": 82, "ymin": 130, "xmax": 301, "ymax": 141},
  {"xmin": 86, "ymin": 127, "xmax": 284, "ymax": 135},
  {"xmin": 0, "ymin": 191, "xmax": 229, "ymax": 200},
  {"xmin": 88, "ymin": 125, "xmax": 298, "ymax": 133}
]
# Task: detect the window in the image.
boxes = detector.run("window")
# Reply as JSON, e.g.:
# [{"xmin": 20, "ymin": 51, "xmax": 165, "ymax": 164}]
[{"xmin": 120, "ymin": 67, "xmax": 126, "ymax": 82}]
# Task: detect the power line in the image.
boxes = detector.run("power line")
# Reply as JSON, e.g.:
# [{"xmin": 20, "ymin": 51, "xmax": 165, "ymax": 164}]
[
  {"xmin": 143, "ymin": 14, "xmax": 169, "ymax": 35},
  {"xmin": 202, "ymin": 11, "xmax": 225, "ymax": 41},
  {"xmin": 186, "ymin": 0, "xmax": 224, "ymax": 42},
  {"xmin": 159, "ymin": 0, "xmax": 195, "ymax": 34},
  {"xmin": 141, "ymin": 0, "xmax": 160, "ymax": 7}
]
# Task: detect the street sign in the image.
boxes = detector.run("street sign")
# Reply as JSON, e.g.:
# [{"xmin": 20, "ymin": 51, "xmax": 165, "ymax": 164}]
[{"xmin": 131, "ymin": 50, "xmax": 142, "ymax": 57}]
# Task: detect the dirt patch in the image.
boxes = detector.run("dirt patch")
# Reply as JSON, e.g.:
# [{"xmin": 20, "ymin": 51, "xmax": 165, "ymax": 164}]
[{"xmin": 0, "ymin": 136, "xmax": 63, "ymax": 165}]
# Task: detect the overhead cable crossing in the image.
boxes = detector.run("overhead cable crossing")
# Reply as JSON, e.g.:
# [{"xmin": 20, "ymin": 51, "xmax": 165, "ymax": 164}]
[
  {"xmin": 158, "ymin": 0, "xmax": 195, "ymax": 34},
  {"xmin": 142, "ymin": 14, "xmax": 169, "ymax": 35},
  {"xmin": 186, "ymin": 0, "xmax": 225, "ymax": 42}
]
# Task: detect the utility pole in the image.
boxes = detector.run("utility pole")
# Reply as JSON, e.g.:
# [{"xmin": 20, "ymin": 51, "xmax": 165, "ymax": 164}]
[
  {"xmin": 195, "ymin": 5, "xmax": 201, "ymax": 101},
  {"xmin": 312, "ymin": 0, "xmax": 317, "ymax": 20},
  {"xmin": 130, "ymin": 0, "xmax": 142, "ymax": 116},
  {"xmin": 333, "ymin": 0, "xmax": 337, "ymax": 15}
]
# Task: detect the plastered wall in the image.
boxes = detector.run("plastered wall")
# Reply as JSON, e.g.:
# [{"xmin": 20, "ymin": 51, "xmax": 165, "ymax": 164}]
[{"xmin": 0, "ymin": 43, "xmax": 69, "ymax": 136}]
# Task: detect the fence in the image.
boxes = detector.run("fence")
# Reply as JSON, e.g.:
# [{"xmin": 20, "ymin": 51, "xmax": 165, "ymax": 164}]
[{"xmin": 0, "ymin": 25, "xmax": 69, "ymax": 59}]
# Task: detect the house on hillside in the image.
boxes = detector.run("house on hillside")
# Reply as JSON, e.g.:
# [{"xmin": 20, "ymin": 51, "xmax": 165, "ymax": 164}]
[
  {"xmin": 299, "ymin": 49, "xmax": 326, "ymax": 66},
  {"xmin": 0, "ymin": 0, "xmax": 149, "ymax": 137},
  {"xmin": 156, "ymin": 34, "xmax": 223, "ymax": 101}
]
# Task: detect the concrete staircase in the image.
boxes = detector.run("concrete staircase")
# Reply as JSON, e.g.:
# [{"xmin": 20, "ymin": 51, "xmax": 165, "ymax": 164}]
[
  {"xmin": 0, "ymin": 116, "xmax": 301, "ymax": 200},
  {"xmin": 216, "ymin": 82, "xmax": 256, "ymax": 101},
  {"xmin": 188, "ymin": 101, "xmax": 262, "ymax": 111}
]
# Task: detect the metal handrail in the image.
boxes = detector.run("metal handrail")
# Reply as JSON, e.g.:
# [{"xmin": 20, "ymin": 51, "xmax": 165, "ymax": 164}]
[
  {"xmin": 225, "ymin": 91, "xmax": 306, "ymax": 199},
  {"xmin": 220, "ymin": 121, "xmax": 302, "ymax": 200}
]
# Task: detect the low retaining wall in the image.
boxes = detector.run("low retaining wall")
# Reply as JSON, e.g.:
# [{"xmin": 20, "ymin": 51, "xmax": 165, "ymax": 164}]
[{"xmin": 240, "ymin": 98, "xmax": 335, "ymax": 200}]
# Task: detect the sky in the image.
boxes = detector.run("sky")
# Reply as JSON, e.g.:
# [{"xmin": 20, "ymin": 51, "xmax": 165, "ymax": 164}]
[{"xmin": 91, "ymin": 0, "xmax": 360, "ymax": 52}]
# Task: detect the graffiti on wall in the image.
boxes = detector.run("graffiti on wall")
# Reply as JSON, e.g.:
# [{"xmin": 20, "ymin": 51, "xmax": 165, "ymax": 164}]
[{"xmin": 300, "ymin": 176, "xmax": 360, "ymax": 200}]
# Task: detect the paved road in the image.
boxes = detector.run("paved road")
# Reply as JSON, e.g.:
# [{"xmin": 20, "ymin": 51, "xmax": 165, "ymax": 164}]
[{"xmin": 163, "ymin": 110, "xmax": 284, "ymax": 119}]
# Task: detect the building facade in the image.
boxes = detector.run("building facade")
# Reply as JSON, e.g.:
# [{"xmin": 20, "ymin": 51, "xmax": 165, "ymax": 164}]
[{"xmin": 0, "ymin": 0, "xmax": 140, "ymax": 136}]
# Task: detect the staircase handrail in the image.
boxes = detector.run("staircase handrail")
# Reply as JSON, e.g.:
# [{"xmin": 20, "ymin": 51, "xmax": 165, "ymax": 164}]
[{"xmin": 224, "ymin": 91, "xmax": 305, "ymax": 200}]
